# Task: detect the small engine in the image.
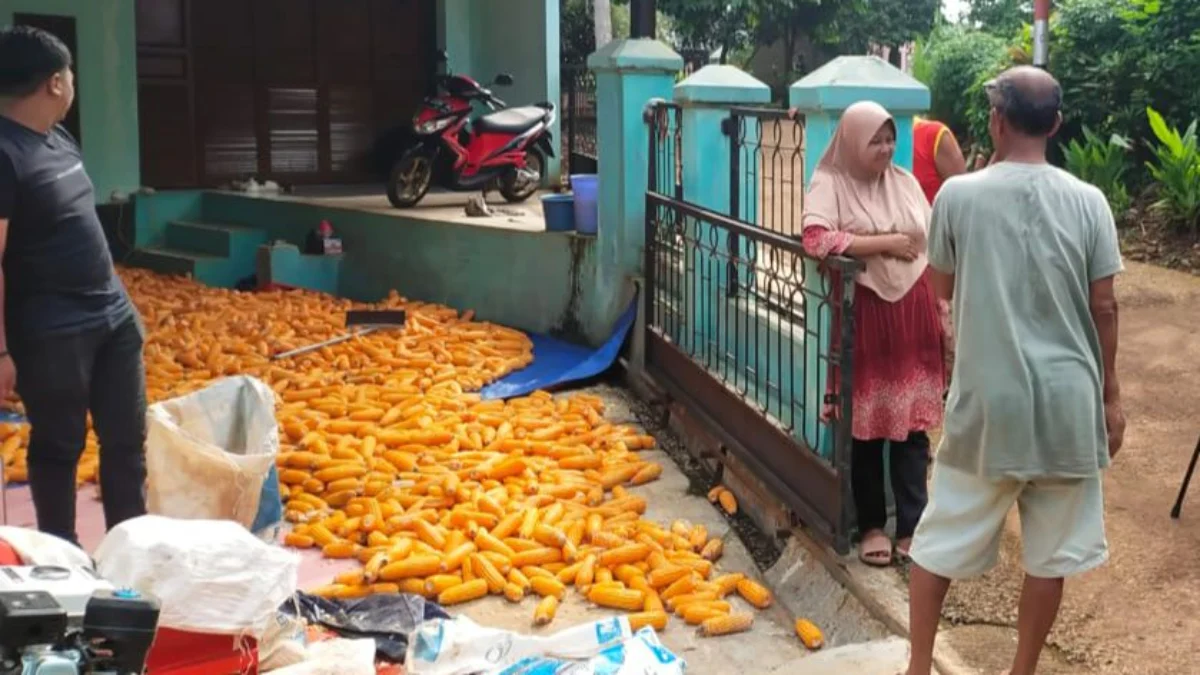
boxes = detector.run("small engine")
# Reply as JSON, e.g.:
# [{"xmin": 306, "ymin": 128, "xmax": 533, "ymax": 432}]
[{"xmin": 0, "ymin": 566, "xmax": 159, "ymax": 675}]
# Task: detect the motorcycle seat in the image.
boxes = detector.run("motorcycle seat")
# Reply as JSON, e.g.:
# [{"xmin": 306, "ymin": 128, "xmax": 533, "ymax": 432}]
[{"xmin": 475, "ymin": 106, "xmax": 550, "ymax": 134}]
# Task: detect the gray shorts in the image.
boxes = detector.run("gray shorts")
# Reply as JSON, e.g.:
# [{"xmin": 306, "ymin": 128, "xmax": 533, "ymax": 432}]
[{"xmin": 909, "ymin": 463, "xmax": 1108, "ymax": 579}]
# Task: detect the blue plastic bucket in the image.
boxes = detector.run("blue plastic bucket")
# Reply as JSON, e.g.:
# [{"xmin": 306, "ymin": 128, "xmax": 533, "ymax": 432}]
[
  {"xmin": 571, "ymin": 174, "xmax": 599, "ymax": 236},
  {"xmin": 542, "ymin": 193, "xmax": 576, "ymax": 232}
]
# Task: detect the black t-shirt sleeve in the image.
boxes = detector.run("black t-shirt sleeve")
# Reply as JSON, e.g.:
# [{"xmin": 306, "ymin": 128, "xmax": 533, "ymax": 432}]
[{"xmin": 0, "ymin": 152, "xmax": 15, "ymax": 220}]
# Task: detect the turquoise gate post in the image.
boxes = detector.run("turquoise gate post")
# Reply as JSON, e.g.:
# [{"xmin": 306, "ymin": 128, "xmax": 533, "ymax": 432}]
[
  {"xmin": 673, "ymin": 65, "xmax": 772, "ymax": 383},
  {"xmin": 789, "ymin": 56, "xmax": 931, "ymax": 458},
  {"xmin": 586, "ymin": 40, "xmax": 683, "ymax": 366}
]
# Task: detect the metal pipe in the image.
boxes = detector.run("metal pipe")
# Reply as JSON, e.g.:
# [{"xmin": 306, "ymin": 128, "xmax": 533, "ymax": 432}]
[
  {"xmin": 631, "ymin": 0, "xmax": 656, "ymax": 39},
  {"xmin": 1033, "ymin": 0, "xmax": 1051, "ymax": 68}
]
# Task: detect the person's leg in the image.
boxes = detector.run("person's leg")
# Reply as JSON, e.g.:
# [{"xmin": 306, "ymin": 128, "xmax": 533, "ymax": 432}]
[
  {"xmin": 851, "ymin": 438, "xmax": 891, "ymax": 564},
  {"xmin": 1014, "ymin": 474, "xmax": 1108, "ymax": 675},
  {"xmin": 1010, "ymin": 575, "xmax": 1064, "ymax": 675},
  {"xmin": 907, "ymin": 564, "xmax": 952, "ymax": 675},
  {"xmin": 906, "ymin": 463, "xmax": 1018, "ymax": 675},
  {"xmin": 10, "ymin": 331, "xmax": 100, "ymax": 546},
  {"xmin": 88, "ymin": 315, "xmax": 149, "ymax": 530},
  {"xmin": 890, "ymin": 431, "xmax": 931, "ymax": 555}
]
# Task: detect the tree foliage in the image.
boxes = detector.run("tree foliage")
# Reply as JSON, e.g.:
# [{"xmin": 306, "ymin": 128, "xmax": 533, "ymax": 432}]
[
  {"xmin": 964, "ymin": 0, "xmax": 1032, "ymax": 37},
  {"xmin": 657, "ymin": 0, "xmax": 754, "ymax": 59}
]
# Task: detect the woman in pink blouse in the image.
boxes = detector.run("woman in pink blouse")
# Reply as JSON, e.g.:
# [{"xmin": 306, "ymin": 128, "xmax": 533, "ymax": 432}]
[{"xmin": 801, "ymin": 101, "xmax": 946, "ymax": 567}]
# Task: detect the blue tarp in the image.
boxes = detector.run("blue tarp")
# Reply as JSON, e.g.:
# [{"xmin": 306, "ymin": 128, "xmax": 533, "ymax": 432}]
[{"xmin": 479, "ymin": 298, "xmax": 638, "ymax": 401}]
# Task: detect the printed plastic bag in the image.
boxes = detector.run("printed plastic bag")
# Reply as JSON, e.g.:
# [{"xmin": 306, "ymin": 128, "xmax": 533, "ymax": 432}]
[
  {"xmin": 495, "ymin": 627, "xmax": 686, "ymax": 675},
  {"xmin": 407, "ymin": 615, "xmax": 685, "ymax": 675},
  {"xmin": 145, "ymin": 375, "xmax": 282, "ymax": 535},
  {"xmin": 94, "ymin": 515, "xmax": 298, "ymax": 637}
]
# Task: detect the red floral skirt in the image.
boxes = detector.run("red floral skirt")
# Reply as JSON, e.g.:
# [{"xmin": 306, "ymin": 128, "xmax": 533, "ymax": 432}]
[{"xmin": 830, "ymin": 270, "xmax": 946, "ymax": 442}]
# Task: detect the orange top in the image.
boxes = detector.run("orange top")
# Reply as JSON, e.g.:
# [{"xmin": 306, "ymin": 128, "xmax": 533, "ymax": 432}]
[{"xmin": 912, "ymin": 117, "xmax": 950, "ymax": 205}]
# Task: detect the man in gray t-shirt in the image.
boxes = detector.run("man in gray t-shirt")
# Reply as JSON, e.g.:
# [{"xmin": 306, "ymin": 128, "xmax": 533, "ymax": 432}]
[{"xmin": 904, "ymin": 67, "xmax": 1125, "ymax": 675}]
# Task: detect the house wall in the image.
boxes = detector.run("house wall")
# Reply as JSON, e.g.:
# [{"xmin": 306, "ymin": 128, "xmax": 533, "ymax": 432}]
[
  {"xmin": 194, "ymin": 193, "xmax": 604, "ymax": 343},
  {"xmin": 0, "ymin": 0, "xmax": 140, "ymax": 203},
  {"xmin": 437, "ymin": 0, "xmax": 562, "ymax": 180}
]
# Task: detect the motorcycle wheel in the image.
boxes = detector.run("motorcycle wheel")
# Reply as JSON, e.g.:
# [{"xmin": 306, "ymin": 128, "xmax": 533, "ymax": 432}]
[
  {"xmin": 499, "ymin": 149, "xmax": 545, "ymax": 204},
  {"xmin": 387, "ymin": 149, "xmax": 434, "ymax": 208}
]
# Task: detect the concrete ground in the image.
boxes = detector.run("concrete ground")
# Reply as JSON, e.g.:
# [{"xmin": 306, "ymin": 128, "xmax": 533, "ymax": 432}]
[
  {"xmin": 262, "ymin": 184, "xmax": 550, "ymax": 232},
  {"xmin": 862, "ymin": 261, "xmax": 1200, "ymax": 675},
  {"xmin": 442, "ymin": 386, "xmax": 908, "ymax": 674}
]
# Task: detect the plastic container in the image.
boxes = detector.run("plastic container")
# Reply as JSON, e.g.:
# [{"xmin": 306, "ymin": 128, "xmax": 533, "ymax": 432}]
[
  {"xmin": 542, "ymin": 194, "xmax": 576, "ymax": 232},
  {"xmin": 570, "ymin": 174, "xmax": 599, "ymax": 236}
]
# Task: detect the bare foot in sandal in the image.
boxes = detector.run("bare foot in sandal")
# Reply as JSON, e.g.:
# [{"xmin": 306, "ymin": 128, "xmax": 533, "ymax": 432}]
[
  {"xmin": 895, "ymin": 537, "xmax": 913, "ymax": 562},
  {"xmin": 858, "ymin": 529, "xmax": 892, "ymax": 567}
]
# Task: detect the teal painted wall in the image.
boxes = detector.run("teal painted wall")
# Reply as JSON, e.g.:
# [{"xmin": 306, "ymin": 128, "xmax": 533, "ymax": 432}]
[
  {"xmin": 0, "ymin": 0, "xmax": 140, "ymax": 203},
  {"xmin": 437, "ymin": 0, "xmax": 561, "ymax": 181},
  {"xmin": 133, "ymin": 190, "xmax": 204, "ymax": 248},
  {"xmin": 198, "ymin": 193, "xmax": 601, "ymax": 342}
]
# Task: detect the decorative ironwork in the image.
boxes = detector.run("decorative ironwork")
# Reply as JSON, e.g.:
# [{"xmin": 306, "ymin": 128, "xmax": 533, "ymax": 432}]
[
  {"xmin": 561, "ymin": 65, "xmax": 598, "ymax": 177},
  {"xmin": 726, "ymin": 108, "xmax": 807, "ymax": 314}
]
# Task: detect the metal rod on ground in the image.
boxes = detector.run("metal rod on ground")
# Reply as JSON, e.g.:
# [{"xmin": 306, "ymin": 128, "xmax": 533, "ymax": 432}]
[
  {"xmin": 1170, "ymin": 434, "xmax": 1200, "ymax": 518},
  {"xmin": 1033, "ymin": 0, "xmax": 1051, "ymax": 68},
  {"xmin": 271, "ymin": 310, "xmax": 407, "ymax": 361}
]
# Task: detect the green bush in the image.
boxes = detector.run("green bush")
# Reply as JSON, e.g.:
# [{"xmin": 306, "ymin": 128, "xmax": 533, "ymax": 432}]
[
  {"xmin": 918, "ymin": 27, "xmax": 1007, "ymax": 144},
  {"xmin": 1064, "ymin": 127, "xmax": 1133, "ymax": 219},
  {"xmin": 1145, "ymin": 107, "xmax": 1200, "ymax": 235}
]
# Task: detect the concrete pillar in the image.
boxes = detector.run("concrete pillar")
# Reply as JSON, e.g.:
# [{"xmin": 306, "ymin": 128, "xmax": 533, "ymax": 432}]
[
  {"xmin": 584, "ymin": 39, "xmax": 683, "ymax": 352},
  {"xmin": 789, "ymin": 55, "xmax": 930, "ymax": 456},
  {"xmin": 674, "ymin": 65, "xmax": 771, "ymax": 360}
]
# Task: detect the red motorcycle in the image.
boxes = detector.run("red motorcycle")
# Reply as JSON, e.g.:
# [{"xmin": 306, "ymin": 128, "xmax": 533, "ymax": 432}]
[{"xmin": 386, "ymin": 72, "xmax": 556, "ymax": 208}]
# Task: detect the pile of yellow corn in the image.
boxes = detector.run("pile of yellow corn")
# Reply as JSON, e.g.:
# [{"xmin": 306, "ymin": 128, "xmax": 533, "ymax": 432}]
[{"xmin": 0, "ymin": 268, "xmax": 814, "ymax": 642}]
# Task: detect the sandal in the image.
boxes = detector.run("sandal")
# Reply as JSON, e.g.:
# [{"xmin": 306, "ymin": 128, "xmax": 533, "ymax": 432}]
[
  {"xmin": 858, "ymin": 529, "xmax": 893, "ymax": 567},
  {"xmin": 894, "ymin": 538, "xmax": 913, "ymax": 564}
]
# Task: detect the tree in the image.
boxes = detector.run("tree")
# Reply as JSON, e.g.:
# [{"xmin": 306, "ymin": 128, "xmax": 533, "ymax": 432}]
[
  {"xmin": 562, "ymin": 0, "xmax": 596, "ymax": 65},
  {"xmin": 841, "ymin": 0, "xmax": 943, "ymax": 64},
  {"xmin": 594, "ymin": 0, "xmax": 613, "ymax": 48},
  {"xmin": 657, "ymin": 0, "xmax": 754, "ymax": 62},
  {"xmin": 965, "ymin": 0, "xmax": 1032, "ymax": 37}
]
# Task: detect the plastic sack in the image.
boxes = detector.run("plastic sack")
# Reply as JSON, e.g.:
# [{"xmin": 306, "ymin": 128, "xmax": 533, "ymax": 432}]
[
  {"xmin": 0, "ymin": 526, "xmax": 93, "ymax": 568},
  {"xmin": 259, "ymin": 611, "xmax": 309, "ymax": 671},
  {"xmin": 94, "ymin": 515, "xmax": 298, "ymax": 638},
  {"xmin": 264, "ymin": 638, "xmax": 377, "ymax": 675},
  {"xmin": 407, "ymin": 615, "xmax": 684, "ymax": 675},
  {"xmin": 495, "ymin": 627, "xmax": 686, "ymax": 675},
  {"xmin": 145, "ymin": 375, "xmax": 282, "ymax": 535}
]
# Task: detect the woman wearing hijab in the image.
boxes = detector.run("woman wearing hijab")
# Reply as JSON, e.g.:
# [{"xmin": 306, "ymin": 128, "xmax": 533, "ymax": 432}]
[{"xmin": 800, "ymin": 101, "xmax": 946, "ymax": 567}]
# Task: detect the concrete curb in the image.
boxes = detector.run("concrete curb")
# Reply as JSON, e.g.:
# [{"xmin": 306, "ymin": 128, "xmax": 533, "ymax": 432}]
[{"xmin": 784, "ymin": 530, "xmax": 979, "ymax": 675}]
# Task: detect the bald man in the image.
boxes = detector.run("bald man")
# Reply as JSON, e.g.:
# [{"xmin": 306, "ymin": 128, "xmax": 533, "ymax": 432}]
[{"xmin": 904, "ymin": 67, "xmax": 1125, "ymax": 675}]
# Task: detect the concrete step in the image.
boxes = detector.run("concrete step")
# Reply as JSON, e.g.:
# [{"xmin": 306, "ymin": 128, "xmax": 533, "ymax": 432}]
[
  {"xmin": 126, "ymin": 246, "xmax": 221, "ymax": 277},
  {"xmin": 165, "ymin": 220, "xmax": 268, "ymax": 258},
  {"xmin": 127, "ymin": 245, "xmax": 253, "ymax": 290},
  {"xmin": 781, "ymin": 637, "xmax": 910, "ymax": 674}
]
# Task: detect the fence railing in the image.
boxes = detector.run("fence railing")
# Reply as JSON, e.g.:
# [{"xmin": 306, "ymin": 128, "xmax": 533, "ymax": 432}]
[
  {"xmin": 642, "ymin": 100, "xmax": 860, "ymax": 551},
  {"xmin": 726, "ymin": 107, "xmax": 807, "ymax": 313},
  {"xmin": 561, "ymin": 65, "xmax": 598, "ymax": 177}
]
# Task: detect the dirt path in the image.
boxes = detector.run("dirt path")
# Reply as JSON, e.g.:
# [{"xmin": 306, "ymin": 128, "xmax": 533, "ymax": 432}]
[{"xmin": 936, "ymin": 262, "xmax": 1200, "ymax": 674}]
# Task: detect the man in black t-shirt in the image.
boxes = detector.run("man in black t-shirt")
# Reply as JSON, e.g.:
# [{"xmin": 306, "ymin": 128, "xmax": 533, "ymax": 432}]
[{"xmin": 0, "ymin": 26, "xmax": 147, "ymax": 545}]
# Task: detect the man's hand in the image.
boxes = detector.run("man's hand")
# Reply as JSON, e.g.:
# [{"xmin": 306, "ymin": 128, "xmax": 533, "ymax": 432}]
[
  {"xmin": 0, "ymin": 356, "xmax": 14, "ymax": 402},
  {"xmin": 1105, "ymin": 399, "xmax": 1126, "ymax": 460}
]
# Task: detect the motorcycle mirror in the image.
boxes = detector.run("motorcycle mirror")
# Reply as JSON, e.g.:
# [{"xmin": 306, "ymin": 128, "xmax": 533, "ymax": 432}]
[{"xmin": 494, "ymin": 73, "xmax": 514, "ymax": 86}]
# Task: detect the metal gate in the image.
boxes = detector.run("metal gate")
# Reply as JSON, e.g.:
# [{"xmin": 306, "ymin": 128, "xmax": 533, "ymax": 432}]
[
  {"xmin": 642, "ymin": 101, "xmax": 861, "ymax": 552},
  {"xmin": 562, "ymin": 65, "xmax": 598, "ymax": 177}
]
